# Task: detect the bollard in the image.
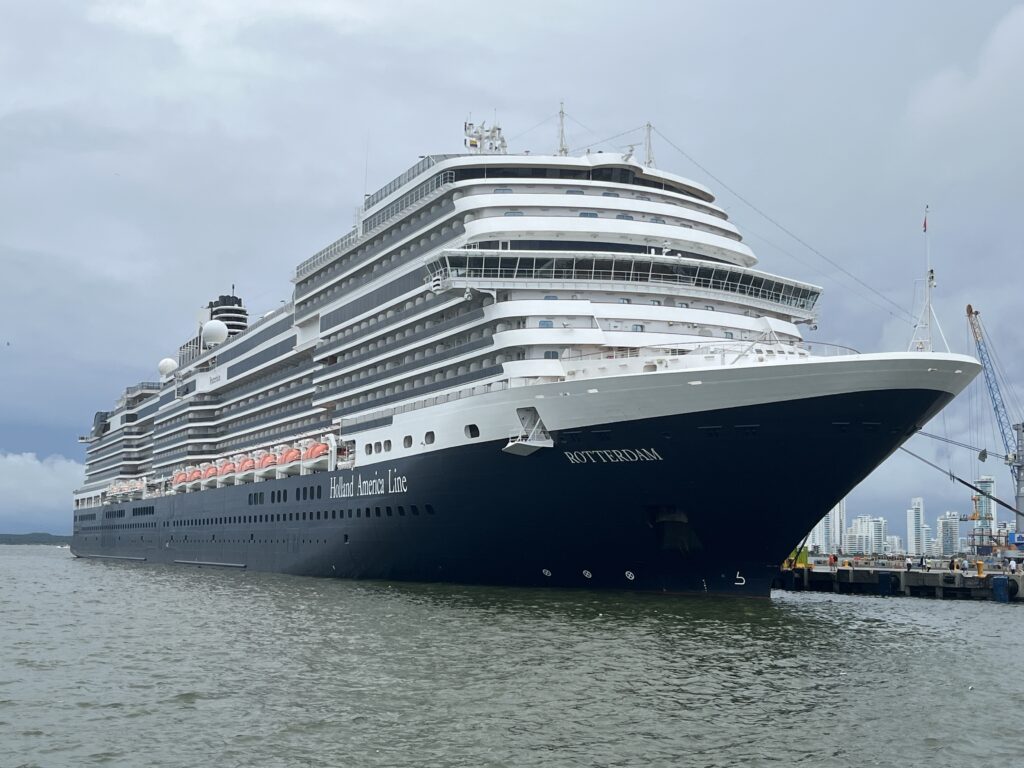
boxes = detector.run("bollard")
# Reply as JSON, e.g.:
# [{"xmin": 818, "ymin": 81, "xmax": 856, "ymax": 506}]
[{"xmin": 976, "ymin": 560, "xmax": 985, "ymax": 577}]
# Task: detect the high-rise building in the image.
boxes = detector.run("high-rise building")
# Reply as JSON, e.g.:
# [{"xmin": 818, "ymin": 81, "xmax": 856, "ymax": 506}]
[
  {"xmin": 807, "ymin": 499, "xmax": 846, "ymax": 554},
  {"xmin": 846, "ymin": 515, "xmax": 888, "ymax": 555},
  {"xmin": 936, "ymin": 511, "xmax": 961, "ymax": 556},
  {"xmin": 885, "ymin": 535, "xmax": 903, "ymax": 554},
  {"xmin": 975, "ymin": 476, "xmax": 996, "ymax": 535},
  {"xmin": 906, "ymin": 497, "xmax": 926, "ymax": 556}
]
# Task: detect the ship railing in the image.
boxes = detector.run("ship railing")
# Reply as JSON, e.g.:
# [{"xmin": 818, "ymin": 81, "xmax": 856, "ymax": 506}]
[
  {"xmin": 126, "ymin": 382, "xmax": 161, "ymax": 395},
  {"xmin": 428, "ymin": 250, "xmax": 821, "ymax": 312},
  {"xmin": 560, "ymin": 339, "xmax": 860, "ymax": 363},
  {"xmin": 294, "ymin": 170, "xmax": 457, "ymax": 283},
  {"xmin": 340, "ymin": 380, "xmax": 511, "ymax": 429}
]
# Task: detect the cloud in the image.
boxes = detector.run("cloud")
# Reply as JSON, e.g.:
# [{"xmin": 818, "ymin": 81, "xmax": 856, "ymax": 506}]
[
  {"xmin": 902, "ymin": 5, "xmax": 1024, "ymax": 183},
  {"xmin": 0, "ymin": 453, "xmax": 84, "ymax": 534}
]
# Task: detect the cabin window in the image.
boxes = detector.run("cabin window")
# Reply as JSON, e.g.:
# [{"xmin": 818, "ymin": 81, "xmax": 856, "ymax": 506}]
[
  {"xmin": 578, "ymin": 211, "xmax": 598, "ymax": 218},
  {"xmin": 539, "ymin": 320, "xmax": 554, "ymax": 328},
  {"xmin": 615, "ymin": 214, "xmax": 634, "ymax": 220},
  {"xmin": 543, "ymin": 351, "xmax": 559, "ymax": 359},
  {"xmin": 619, "ymin": 298, "xmax": 631, "ymax": 304},
  {"xmin": 365, "ymin": 443, "xmax": 373, "ymax": 455},
  {"xmin": 374, "ymin": 441, "xmax": 382, "ymax": 453},
  {"xmin": 425, "ymin": 431, "xmax": 435, "ymax": 445},
  {"xmin": 465, "ymin": 424, "xmax": 480, "ymax": 438},
  {"xmin": 404, "ymin": 435, "xmax": 412, "ymax": 448},
  {"xmin": 384, "ymin": 440, "xmax": 392, "ymax": 452},
  {"xmin": 632, "ymin": 324, "xmax": 645, "ymax": 333}
]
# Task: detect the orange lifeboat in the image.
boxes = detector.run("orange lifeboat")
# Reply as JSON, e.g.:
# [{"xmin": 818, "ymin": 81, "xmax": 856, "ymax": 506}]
[
  {"xmin": 218, "ymin": 461, "xmax": 236, "ymax": 476},
  {"xmin": 258, "ymin": 453, "xmax": 277, "ymax": 469},
  {"xmin": 239, "ymin": 457, "xmax": 256, "ymax": 472},
  {"xmin": 203, "ymin": 466, "xmax": 218, "ymax": 480},
  {"xmin": 303, "ymin": 442, "xmax": 329, "ymax": 461},
  {"xmin": 172, "ymin": 471, "xmax": 188, "ymax": 485},
  {"xmin": 187, "ymin": 469, "xmax": 202, "ymax": 482},
  {"xmin": 279, "ymin": 447, "xmax": 301, "ymax": 464}
]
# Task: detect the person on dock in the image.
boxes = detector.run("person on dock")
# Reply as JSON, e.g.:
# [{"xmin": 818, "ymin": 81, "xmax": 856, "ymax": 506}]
[
  {"xmin": 1010, "ymin": 558, "xmax": 1018, "ymax": 575},
  {"xmin": 948, "ymin": 557, "xmax": 956, "ymax": 572},
  {"xmin": 905, "ymin": 555, "xmax": 912, "ymax": 572}
]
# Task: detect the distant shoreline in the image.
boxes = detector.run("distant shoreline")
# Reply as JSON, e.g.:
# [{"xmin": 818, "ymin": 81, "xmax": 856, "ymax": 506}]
[{"xmin": 0, "ymin": 533, "xmax": 73, "ymax": 545}]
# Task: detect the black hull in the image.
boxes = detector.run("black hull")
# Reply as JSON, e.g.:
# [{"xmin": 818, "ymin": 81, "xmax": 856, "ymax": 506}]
[{"xmin": 72, "ymin": 388, "xmax": 950, "ymax": 596}]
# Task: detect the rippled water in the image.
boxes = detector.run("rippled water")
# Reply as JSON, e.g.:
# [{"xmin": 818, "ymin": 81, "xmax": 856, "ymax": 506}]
[{"xmin": 2, "ymin": 545, "xmax": 1021, "ymax": 767}]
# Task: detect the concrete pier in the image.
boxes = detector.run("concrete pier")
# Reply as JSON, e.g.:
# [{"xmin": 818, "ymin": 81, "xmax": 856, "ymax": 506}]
[{"xmin": 777, "ymin": 565, "xmax": 1023, "ymax": 602}]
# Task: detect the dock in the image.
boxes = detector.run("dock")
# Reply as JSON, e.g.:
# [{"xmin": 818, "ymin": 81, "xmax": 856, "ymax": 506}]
[{"xmin": 777, "ymin": 565, "xmax": 1024, "ymax": 602}]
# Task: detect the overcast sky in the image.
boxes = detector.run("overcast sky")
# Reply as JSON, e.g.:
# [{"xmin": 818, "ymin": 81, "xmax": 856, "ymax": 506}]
[{"xmin": 2, "ymin": 0, "xmax": 1022, "ymax": 538}]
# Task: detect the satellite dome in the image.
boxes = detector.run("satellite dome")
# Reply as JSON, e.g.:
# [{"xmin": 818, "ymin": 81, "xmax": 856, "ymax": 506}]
[
  {"xmin": 201, "ymin": 319, "xmax": 229, "ymax": 346},
  {"xmin": 158, "ymin": 357, "xmax": 178, "ymax": 376}
]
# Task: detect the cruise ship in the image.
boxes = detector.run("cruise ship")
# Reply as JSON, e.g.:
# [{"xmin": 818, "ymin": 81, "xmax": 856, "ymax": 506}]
[{"xmin": 71, "ymin": 121, "xmax": 980, "ymax": 596}]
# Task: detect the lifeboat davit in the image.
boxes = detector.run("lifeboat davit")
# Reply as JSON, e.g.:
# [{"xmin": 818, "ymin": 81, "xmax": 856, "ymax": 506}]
[
  {"xmin": 303, "ymin": 442, "xmax": 329, "ymax": 461},
  {"xmin": 234, "ymin": 454, "xmax": 255, "ymax": 484},
  {"xmin": 276, "ymin": 444, "xmax": 302, "ymax": 477},
  {"xmin": 301, "ymin": 440, "xmax": 331, "ymax": 472},
  {"xmin": 255, "ymin": 450, "xmax": 278, "ymax": 479}
]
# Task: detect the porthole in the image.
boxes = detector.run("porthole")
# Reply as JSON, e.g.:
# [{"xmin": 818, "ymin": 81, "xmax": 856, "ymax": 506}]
[
  {"xmin": 404, "ymin": 435, "xmax": 412, "ymax": 448},
  {"xmin": 424, "ymin": 431, "xmax": 435, "ymax": 445},
  {"xmin": 465, "ymin": 424, "xmax": 480, "ymax": 439},
  {"xmin": 384, "ymin": 439, "xmax": 392, "ymax": 452}
]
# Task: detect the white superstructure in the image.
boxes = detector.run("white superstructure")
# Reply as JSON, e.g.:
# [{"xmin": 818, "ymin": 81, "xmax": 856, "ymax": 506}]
[{"xmin": 74, "ymin": 122, "xmax": 975, "ymax": 515}]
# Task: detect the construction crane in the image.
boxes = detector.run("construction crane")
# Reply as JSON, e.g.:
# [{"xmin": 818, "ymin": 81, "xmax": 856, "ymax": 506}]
[{"xmin": 965, "ymin": 304, "xmax": 1024, "ymax": 538}]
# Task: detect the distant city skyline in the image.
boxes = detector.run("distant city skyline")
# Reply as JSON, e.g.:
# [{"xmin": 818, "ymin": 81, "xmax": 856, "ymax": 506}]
[{"xmin": 806, "ymin": 472, "xmax": 1017, "ymax": 555}]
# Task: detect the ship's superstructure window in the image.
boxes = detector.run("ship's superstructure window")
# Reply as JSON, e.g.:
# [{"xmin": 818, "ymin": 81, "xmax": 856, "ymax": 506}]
[{"xmin": 424, "ymin": 431, "xmax": 435, "ymax": 445}]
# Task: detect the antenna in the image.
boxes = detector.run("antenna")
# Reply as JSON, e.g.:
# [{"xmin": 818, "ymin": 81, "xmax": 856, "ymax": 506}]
[
  {"xmin": 557, "ymin": 101, "xmax": 568, "ymax": 156},
  {"xmin": 908, "ymin": 205, "xmax": 949, "ymax": 353},
  {"xmin": 643, "ymin": 122, "xmax": 655, "ymax": 167}
]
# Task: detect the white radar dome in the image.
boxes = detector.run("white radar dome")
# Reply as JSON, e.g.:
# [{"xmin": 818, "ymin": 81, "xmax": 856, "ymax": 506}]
[
  {"xmin": 201, "ymin": 319, "xmax": 229, "ymax": 346},
  {"xmin": 158, "ymin": 357, "xmax": 178, "ymax": 376}
]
